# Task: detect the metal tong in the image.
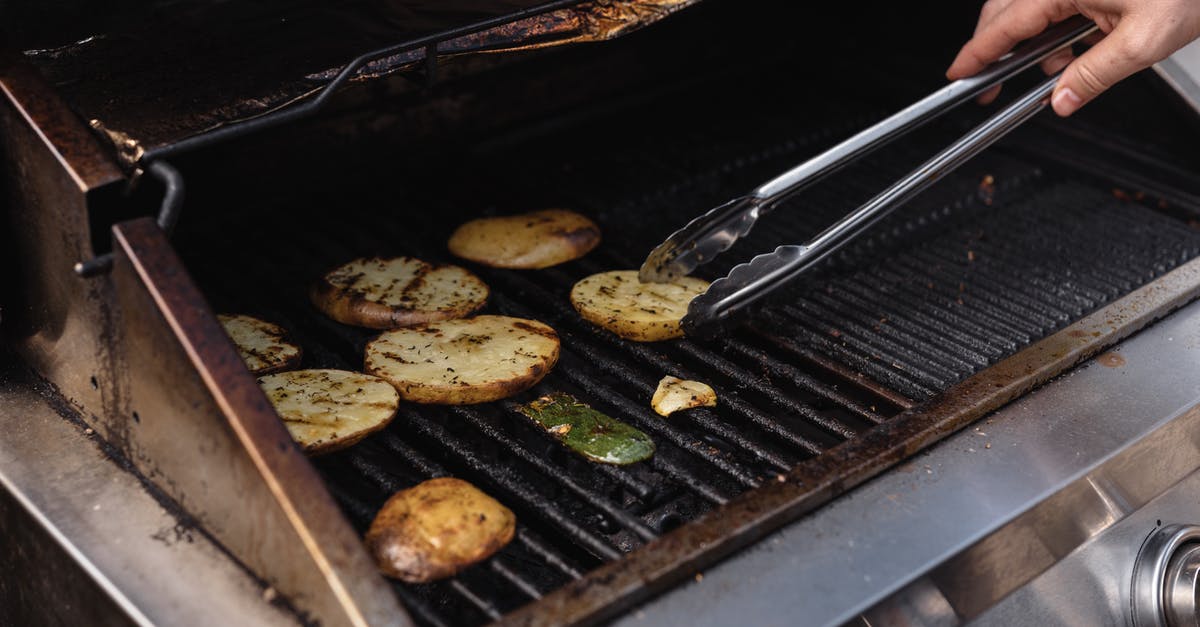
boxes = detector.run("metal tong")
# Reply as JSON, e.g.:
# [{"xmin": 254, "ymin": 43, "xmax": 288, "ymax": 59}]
[{"xmin": 639, "ymin": 17, "xmax": 1099, "ymax": 336}]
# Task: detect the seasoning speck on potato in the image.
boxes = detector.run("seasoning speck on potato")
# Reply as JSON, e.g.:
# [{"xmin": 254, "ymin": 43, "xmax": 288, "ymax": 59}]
[
  {"xmin": 365, "ymin": 315, "xmax": 559, "ymax": 404},
  {"xmin": 259, "ymin": 369, "xmax": 399, "ymax": 455},
  {"xmin": 651, "ymin": 376, "xmax": 717, "ymax": 416},
  {"xmin": 219, "ymin": 314, "xmax": 302, "ymax": 375},
  {"xmin": 366, "ymin": 477, "xmax": 516, "ymax": 583},
  {"xmin": 310, "ymin": 256, "xmax": 488, "ymax": 329},
  {"xmin": 448, "ymin": 209, "xmax": 601, "ymax": 269},
  {"xmin": 570, "ymin": 270, "xmax": 709, "ymax": 341}
]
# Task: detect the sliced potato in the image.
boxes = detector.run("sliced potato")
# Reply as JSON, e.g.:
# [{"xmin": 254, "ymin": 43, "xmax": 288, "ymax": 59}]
[
  {"xmin": 570, "ymin": 270, "xmax": 709, "ymax": 341},
  {"xmin": 259, "ymin": 369, "xmax": 399, "ymax": 455},
  {"xmin": 365, "ymin": 315, "xmax": 559, "ymax": 404},
  {"xmin": 218, "ymin": 314, "xmax": 302, "ymax": 375},
  {"xmin": 310, "ymin": 256, "xmax": 489, "ymax": 329},
  {"xmin": 366, "ymin": 477, "xmax": 516, "ymax": 583},
  {"xmin": 518, "ymin": 393, "xmax": 655, "ymax": 465},
  {"xmin": 448, "ymin": 209, "xmax": 601, "ymax": 269},
  {"xmin": 651, "ymin": 376, "xmax": 717, "ymax": 416}
]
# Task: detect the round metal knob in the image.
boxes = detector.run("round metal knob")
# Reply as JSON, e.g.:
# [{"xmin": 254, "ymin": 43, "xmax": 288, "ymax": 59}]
[
  {"xmin": 1134, "ymin": 525, "xmax": 1200, "ymax": 627},
  {"xmin": 1166, "ymin": 544, "xmax": 1200, "ymax": 627}
]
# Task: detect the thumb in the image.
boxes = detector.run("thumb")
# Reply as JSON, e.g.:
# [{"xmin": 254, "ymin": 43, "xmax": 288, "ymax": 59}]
[{"xmin": 1051, "ymin": 23, "xmax": 1148, "ymax": 116}]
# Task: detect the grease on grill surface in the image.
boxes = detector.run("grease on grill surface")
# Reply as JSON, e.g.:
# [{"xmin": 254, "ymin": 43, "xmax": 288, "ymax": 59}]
[
  {"xmin": 259, "ymin": 369, "xmax": 399, "ymax": 455},
  {"xmin": 570, "ymin": 270, "xmax": 709, "ymax": 341},
  {"xmin": 365, "ymin": 315, "xmax": 560, "ymax": 404},
  {"xmin": 366, "ymin": 477, "xmax": 516, "ymax": 583},
  {"xmin": 448, "ymin": 209, "xmax": 601, "ymax": 269},
  {"xmin": 518, "ymin": 393, "xmax": 655, "ymax": 464},
  {"xmin": 218, "ymin": 314, "xmax": 302, "ymax": 375},
  {"xmin": 310, "ymin": 256, "xmax": 489, "ymax": 329},
  {"xmin": 651, "ymin": 376, "xmax": 717, "ymax": 417}
]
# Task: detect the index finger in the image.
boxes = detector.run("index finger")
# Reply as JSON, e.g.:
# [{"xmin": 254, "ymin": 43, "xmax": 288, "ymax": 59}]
[{"xmin": 947, "ymin": 0, "xmax": 1077, "ymax": 79}]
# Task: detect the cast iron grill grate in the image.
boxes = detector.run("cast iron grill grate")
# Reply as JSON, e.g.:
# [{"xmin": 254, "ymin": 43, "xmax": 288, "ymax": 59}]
[
  {"xmin": 182, "ymin": 130, "xmax": 1200, "ymax": 625},
  {"xmin": 174, "ymin": 33, "xmax": 1200, "ymax": 619}
]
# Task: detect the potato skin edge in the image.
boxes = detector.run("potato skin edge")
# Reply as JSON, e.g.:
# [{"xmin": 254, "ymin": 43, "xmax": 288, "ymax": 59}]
[{"xmin": 309, "ymin": 264, "xmax": 489, "ymax": 329}]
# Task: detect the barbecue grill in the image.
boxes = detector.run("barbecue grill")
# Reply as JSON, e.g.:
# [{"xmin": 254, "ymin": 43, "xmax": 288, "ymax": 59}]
[{"xmin": 6, "ymin": 1, "xmax": 1200, "ymax": 625}]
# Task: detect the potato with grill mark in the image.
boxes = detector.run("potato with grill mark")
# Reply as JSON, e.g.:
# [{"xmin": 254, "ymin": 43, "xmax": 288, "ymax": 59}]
[
  {"xmin": 570, "ymin": 270, "xmax": 709, "ymax": 341},
  {"xmin": 219, "ymin": 314, "xmax": 302, "ymax": 375},
  {"xmin": 259, "ymin": 369, "xmax": 399, "ymax": 455},
  {"xmin": 448, "ymin": 209, "xmax": 601, "ymax": 269},
  {"xmin": 310, "ymin": 256, "xmax": 489, "ymax": 329},
  {"xmin": 364, "ymin": 315, "xmax": 559, "ymax": 405},
  {"xmin": 365, "ymin": 477, "xmax": 516, "ymax": 583}
]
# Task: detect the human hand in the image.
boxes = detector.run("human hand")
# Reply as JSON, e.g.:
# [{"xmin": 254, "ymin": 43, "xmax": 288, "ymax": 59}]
[{"xmin": 946, "ymin": 0, "xmax": 1200, "ymax": 116}]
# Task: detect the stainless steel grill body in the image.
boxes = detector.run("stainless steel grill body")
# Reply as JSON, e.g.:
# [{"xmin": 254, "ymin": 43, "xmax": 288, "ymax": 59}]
[{"xmin": 4, "ymin": 1, "xmax": 1200, "ymax": 626}]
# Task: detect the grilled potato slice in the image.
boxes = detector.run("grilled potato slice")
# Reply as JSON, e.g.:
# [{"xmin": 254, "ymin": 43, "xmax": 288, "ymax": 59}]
[
  {"xmin": 311, "ymin": 256, "xmax": 489, "ymax": 329},
  {"xmin": 365, "ymin": 315, "xmax": 559, "ymax": 404},
  {"xmin": 366, "ymin": 477, "xmax": 516, "ymax": 583},
  {"xmin": 218, "ymin": 314, "xmax": 302, "ymax": 375},
  {"xmin": 259, "ymin": 369, "xmax": 399, "ymax": 455},
  {"xmin": 651, "ymin": 376, "xmax": 717, "ymax": 416},
  {"xmin": 570, "ymin": 270, "xmax": 709, "ymax": 341},
  {"xmin": 447, "ymin": 209, "xmax": 601, "ymax": 269}
]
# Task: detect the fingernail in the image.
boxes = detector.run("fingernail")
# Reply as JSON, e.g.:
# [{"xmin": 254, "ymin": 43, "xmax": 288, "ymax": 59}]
[{"xmin": 1051, "ymin": 87, "xmax": 1082, "ymax": 116}]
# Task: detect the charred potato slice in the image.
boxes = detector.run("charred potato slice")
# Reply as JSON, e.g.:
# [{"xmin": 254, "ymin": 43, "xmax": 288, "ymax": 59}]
[
  {"xmin": 447, "ymin": 209, "xmax": 601, "ymax": 269},
  {"xmin": 259, "ymin": 369, "xmax": 399, "ymax": 455},
  {"xmin": 570, "ymin": 270, "xmax": 709, "ymax": 341},
  {"xmin": 365, "ymin": 315, "xmax": 559, "ymax": 404},
  {"xmin": 311, "ymin": 256, "xmax": 489, "ymax": 329},
  {"xmin": 218, "ymin": 314, "xmax": 302, "ymax": 375},
  {"xmin": 651, "ymin": 376, "xmax": 717, "ymax": 416},
  {"xmin": 366, "ymin": 477, "xmax": 516, "ymax": 583}
]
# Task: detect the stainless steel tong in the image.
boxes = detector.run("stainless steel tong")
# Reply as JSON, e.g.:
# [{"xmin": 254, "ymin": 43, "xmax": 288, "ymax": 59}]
[{"xmin": 639, "ymin": 17, "xmax": 1099, "ymax": 336}]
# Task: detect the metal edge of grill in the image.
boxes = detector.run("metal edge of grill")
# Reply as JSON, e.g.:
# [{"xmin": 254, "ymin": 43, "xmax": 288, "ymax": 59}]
[{"xmin": 7, "ymin": 3, "xmax": 1200, "ymax": 626}]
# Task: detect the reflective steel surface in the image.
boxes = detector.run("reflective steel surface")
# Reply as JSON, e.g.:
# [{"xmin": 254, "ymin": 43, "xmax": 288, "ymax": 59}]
[
  {"xmin": 0, "ymin": 366, "xmax": 296, "ymax": 626},
  {"xmin": 615, "ymin": 297, "xmax": 1200, "ymax": 626}
]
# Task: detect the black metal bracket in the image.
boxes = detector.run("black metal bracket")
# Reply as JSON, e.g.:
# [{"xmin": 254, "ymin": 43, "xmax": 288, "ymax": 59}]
[{"xmin": 74, "ymin": 160, "xmax": 185, "ymax": 277}]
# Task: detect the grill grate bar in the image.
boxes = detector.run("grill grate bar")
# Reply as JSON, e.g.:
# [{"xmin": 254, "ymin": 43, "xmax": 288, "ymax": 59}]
[
  {"xmin": 873, "ymin": 266, "xmax": 1038, "ymax": 343},
  {"xmin": 376, "ymin": 432, "xmax": 451, "ymax": 478},
  {"xmin": 490, "ymin": 559, "xmax": 545, "ymax": 601},
  {"xmin": 593, "ymin": 464, "xmax": 656, "ymax": 502},
  {"xmin": 391, "ymin": 589, "xmax": 454, "ymax": 627},
  {"xmin": 920, "ymin": 247, "xmax": 1081, "ymax": 321},
  {"xmin": 956, "ymin": 242, "xmax": 1109, "ymax": 310},
  {"xmin": 823, "ymin": 285, "xmax": 994, "ymax": 367},
  {"xmin": 396, "ymin": 408, "xmax": 625, "ymax": 561},
  {"xmin": 662, "ymin": 341, "xmax": 863, "ymax": 442},
  {"xmin": 779, "ymin": 304, "xmax": 956, "ymax": 389},
  {"xmin": 448, "ymin": 581, "xmax": 503, "ymax": 621},
  {"xmin": 797, "ymin": 294, "xmax": 985, "ymax": 375},
  {"xmin": 906, "ymin": 250, "xmax": 1067, "ymax": 330},
  {"xmin": 847, "ymin": 276, "xmax": 1021, "ymax": 353},
  {"xmin": 892, "ymin": 255, "xmax": 1053, "ymax": 334},
  {"xmin": 454, "ymin": 405, "xmax": 659, "ymax": 541},
  {"xmin": 719, "ymin": 340, "xmax": 890, "ymax": 425},
  {"xmin": 515, "ymin": 529, "xmax": 585, "ymax": 580},
  {"xmin": 757, "ymin": 310, "xmax": 939, "ymax": 400}
]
